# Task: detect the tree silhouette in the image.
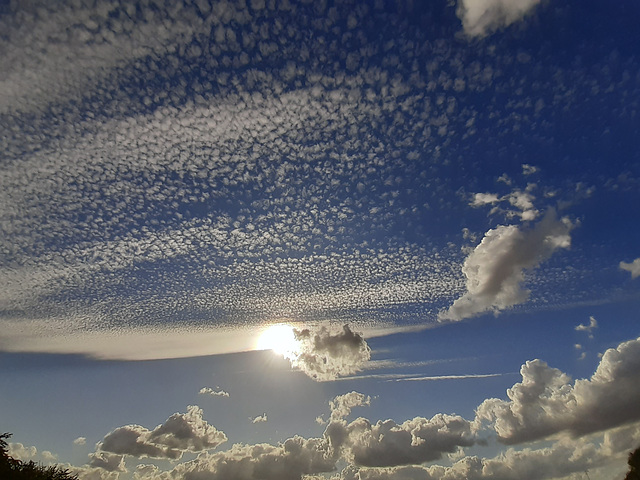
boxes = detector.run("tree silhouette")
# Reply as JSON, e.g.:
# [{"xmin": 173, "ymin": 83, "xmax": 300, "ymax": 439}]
[
  {"xmin": 1, "ymin": 433, "xmax": 78, "ymax": 480},
  {"xmin": 626, "ymin": 445, "xmax": 640, "ymax": 480}
]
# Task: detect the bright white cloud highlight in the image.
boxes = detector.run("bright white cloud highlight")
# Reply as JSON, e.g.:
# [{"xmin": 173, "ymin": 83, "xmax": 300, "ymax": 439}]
[
  {"xmin": 440, "ymin": 209, "xmax": 573, "ymax": 321},
  {"xmin": 457, "ymin": 0, "xmax": 543, "ymax": 38}
]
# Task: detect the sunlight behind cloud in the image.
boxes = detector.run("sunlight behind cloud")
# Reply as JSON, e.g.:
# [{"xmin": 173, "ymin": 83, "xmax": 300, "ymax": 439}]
[{"xmin": 256, "ymin": 324, "xmax": 299, "ymax": 357}]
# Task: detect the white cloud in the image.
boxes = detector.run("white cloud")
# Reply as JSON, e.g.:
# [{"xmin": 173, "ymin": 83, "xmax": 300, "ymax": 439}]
[
  {"xmin": 330, "ymin": 392, "xmax": 371, "ymax": 421},
  {"xmin": 470, "ymin": 193, "xmax": 500, "ymax": 206},
  {"xmin": 252, "ymin": 413, "xmax": 268, "ymax": 423},
  {"xmin": 169, "ymin": 436, "xmax": 338, "ymax": 480},
  {"xmin": 440, "ymin": 209, "xmax": 573, "ymax": 321},
  {"xmin": 97, "ymin": 405, "xmax": 226, "ymax": 460},
  {"xmin": 328, "ymin": 414, "xmax": 475, "ymax": 468},
  {"xmin": 199, "ymin": 387, "xmax": 230, "ymax": 397},
  {"xmin": 287, "ymin": 325, "xmax": 371, "ymax": 381},
  {"xmin": 620, "ymin": 258, "xmax": 640, "ymax": 279},
  {"xmin": 339, "ymin": 429, "xmax": 628, "ymax": 480},
  {"xmin": 475, "ymin": 337, "xmax": 640, "ymax": 444},
  {"xmin": 575, "ymin": 316, "xmax": 598, "ymax": 334},
  {"xmin": 456, "ymin": 0, "xmax": 543, "ymax": 38},
  {"xmin": 74, "ymin": 437, "xmax": 88, "ymax": 446}
]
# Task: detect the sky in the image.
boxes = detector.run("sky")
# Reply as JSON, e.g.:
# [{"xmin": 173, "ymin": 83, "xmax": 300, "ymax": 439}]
[{"xmin": 1, "ymin": 0, "xmax": 640, "ymax": 479}]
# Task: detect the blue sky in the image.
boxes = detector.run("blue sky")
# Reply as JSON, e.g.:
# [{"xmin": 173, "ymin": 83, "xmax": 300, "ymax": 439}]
[{"xmin": 1, "ymin": 0, "xmax": 640, "ymax": 479}]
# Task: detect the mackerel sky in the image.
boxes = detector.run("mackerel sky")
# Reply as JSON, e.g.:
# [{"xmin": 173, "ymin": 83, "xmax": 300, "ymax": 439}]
[{"xmin": 1, "ymin": 0, "xmax": 640, "ymax": 479}]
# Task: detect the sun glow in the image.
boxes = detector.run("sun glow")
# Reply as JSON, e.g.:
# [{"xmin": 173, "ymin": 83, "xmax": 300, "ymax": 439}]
[{"xmin": 257, "ymin": 324, "xmax": 299, "ymax": 357}]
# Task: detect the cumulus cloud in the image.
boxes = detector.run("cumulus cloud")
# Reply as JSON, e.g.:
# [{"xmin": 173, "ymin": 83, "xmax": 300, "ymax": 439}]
[
  {"xmin": 199, "ymin": 387, "xmax": 230, "ymax": 397},
  {"xmin": 440, "ymin": 209, "xmax": 573, "ymax": 321},
  {"xmin": 575, "ymin": 316, "xmax": 598, "ymax": 335},
  {"xmin": 287, "ymin": 325, "xmax": 371, "ymax": 381},
  {"xmin": 252, "ymin": 413, "xmax": 268, "ymax": 424},
  {"xmin": 74, "ymin": 437, "xmax": 87, "ymax": 446},
  {"xmin": 456, "ymin": 0, "xmax": 543, "ymax": 38},
  {"xmin": 97, "ymin": 405, "xmax": 226, "ymax": 460},
  {"xmin": 169, "ymin": 436, "xmax": 338, "ymax": 480},
  {"xmin": 88, "ymin": 452, "xmax": 126, "ymax": 472},
  {"xmin": 475, "ymin": 337, "xmax": 640, "ymax": 444},
  {"xmin": 330, "ymin": 392, "xmax": 371, "ymax": 421},
  {"xmin": 327, "ymin": 414, "xmax": 475, "ymax": 468},
  {"xmin": 339, "ymin": 431, "xmax": 624, "ymax": 480},
  {"xmin": 620, "ymin": 257, "xmax": 640, "ymax": 278}
]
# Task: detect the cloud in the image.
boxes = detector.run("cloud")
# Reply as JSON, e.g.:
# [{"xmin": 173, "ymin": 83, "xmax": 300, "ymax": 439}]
[
  {"xmin": 168, "ymin": 436, "xmax": 338, "ymax": 480},
  {"xmin": 475, "ymin": 337, "xmax": 640, "ymax": 444},
  {"xmin": 88, "ymin": 452, "xmax": 126, "ymax": 472},
  {"xmin": 456, "ymin": 0, "xmax": 543, "ymax": 38},
  {"xmin": 328, "ymin": 414, "xmax": 475, "ymax": 468},
  {"xmin": 252, "ymin": 413, "xmax": 268, "ymax": 423},
  {"xmin": 395, "ymin": 373, "xmax": 503, "ymax": 382},
  {"xmin": 330, "ymin": 392, "xmax": 371, "ymax": 421},
  {"xmin": 575, "ymin": 316, "xmax": 598, "ymax": 334},
  {"xmin": 440, "ymin": 209, "xmax": 573, "ymax": 321},
  {"xmin": 620, "ymin": 258, "xmax": 640, "ymax": 278},
  {"xmin": 199, "ymin": 387, "xmax": 230, "ymax": 397},
  {"xmin": 97, "ymin": 405, "xmax": 227, "ymax": 460},
  {"xmin": 287, "ymin": 325, "xmax": 371, "ymax": 381},
  {"xmin": 74, "ymin": 437, "xmax": 87, "ymax": 446},
  {"xmin": 338, "ymin": 428, "xmax": 629, "ymax": 480}
]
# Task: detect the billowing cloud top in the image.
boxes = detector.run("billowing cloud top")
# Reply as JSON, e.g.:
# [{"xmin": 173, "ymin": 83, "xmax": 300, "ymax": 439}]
[{"xmin": 97, "ymin": 405, "xmax": 227, "ymax": 460}]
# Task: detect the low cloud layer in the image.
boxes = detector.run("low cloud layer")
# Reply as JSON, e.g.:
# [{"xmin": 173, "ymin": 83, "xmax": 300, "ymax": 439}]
[
  {"xmin": 288, "ymin": 325, "xmax": 371, "ymax": 381},
  {"xmin": 440, "ymin": 209, "xmax": 573, "ymax": 321},
  {"xmin": 97, "ymin": 405, "xmax": 226, "ymax": 460},
  {"xmin": 476, "ymin": 337, "xmax": 640, "ymax": 443},
  {"xmin": 457, "ymin": 0, "xmax": 543, "ymax": 38}
]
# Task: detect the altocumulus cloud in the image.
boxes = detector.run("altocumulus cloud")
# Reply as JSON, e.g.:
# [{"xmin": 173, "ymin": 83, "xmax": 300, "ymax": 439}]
[{"xmin": 440, "ymin": 209, "xmax": 573, "ymax": 321}]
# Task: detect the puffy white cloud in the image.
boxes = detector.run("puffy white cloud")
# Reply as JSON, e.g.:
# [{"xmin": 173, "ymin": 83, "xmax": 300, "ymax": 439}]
[
  {"xmin": 98, "ymin": 405, "xmax": 226, "ymax": 460},
  {"xmin": 169, "ymin": 436, "xmax": 338, "ymax": 480},
  {"xmin": 327, "ymin": 414, "xmax": 475, "ymax": 468},
  {"xmin": 440, "ymin": 209, "xmax": 573, "ymax": 321},
  {"xmin": 456, "ymin": 0, "xmax": 543, "ymax": 38},
  {"xmin": 199, "ymin": 387, "xmax": 230, "ymax": 397},
  {"xmin": 339, "ymin": 433, "xmax": 621, "ymax": 480},
  {"xmin": 8, "ymin": 442, "xmax": 57, "ymax": 464},
  {"xmin": 287, "ymin": 325, "xmax": 371, "ymax": 381},
  {"xmin": 470, "ymin": 193, "xmax": 500, "ymax": 207},
  {"xmin": 252, "ymin": 414, "xmax": 268, "ymax": 424},
  {"xmin": 330, "ymin": 392, "xmax": 371, "ymax": 421},
  {"xmin": 74, "ymin": 437, "xmax": 88, "ymax": 446},
  {"xmin": 476, "ymin": 337, "xmax": 640, "ymax": 444},
  {"xmin": 575, "ymin": 316, "xmax": 598, "ymax": 334},
  {"xmin": 620, "ymin": 258, "xmax": 640, "ymax": 279}
]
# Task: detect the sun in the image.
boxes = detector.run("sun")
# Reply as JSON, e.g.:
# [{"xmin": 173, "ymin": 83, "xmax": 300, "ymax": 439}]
[{"xmin": 257, "ymin": 324, "xmax": 299, "ymax": 357}]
